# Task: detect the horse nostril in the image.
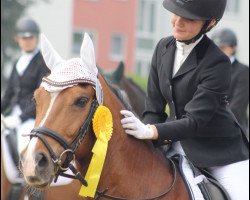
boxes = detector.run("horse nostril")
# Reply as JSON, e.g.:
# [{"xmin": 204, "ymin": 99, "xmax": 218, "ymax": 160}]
[
  {"xmin": 36, "ymin": 153, "xmax": 48, "ymax": 170},
  {"xmin": 27, "ymin": 176, "xmax": 40, "ymax": 183}
]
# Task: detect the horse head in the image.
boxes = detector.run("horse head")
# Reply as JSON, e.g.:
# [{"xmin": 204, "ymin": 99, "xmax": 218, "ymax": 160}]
[{"xmin": 19, "ymin": 33, "xmax": 106, "ymax": 188}]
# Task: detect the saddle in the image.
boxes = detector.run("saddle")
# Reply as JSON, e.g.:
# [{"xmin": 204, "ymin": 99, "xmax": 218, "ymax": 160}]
[{"xmin": 172, "ymin": 154, "xmax": 231, "ymax": 200}]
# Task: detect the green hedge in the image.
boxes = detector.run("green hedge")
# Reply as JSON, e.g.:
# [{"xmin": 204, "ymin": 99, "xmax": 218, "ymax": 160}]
[{"xmin": 127, "ymin": 74, "xmax": 148, "ymax": 92}]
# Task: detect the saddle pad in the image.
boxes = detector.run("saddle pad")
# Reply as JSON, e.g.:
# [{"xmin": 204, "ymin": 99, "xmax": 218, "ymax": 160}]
[{"xmin": 177, "ymin": 154, "xmax": 205, "ymax": 200}]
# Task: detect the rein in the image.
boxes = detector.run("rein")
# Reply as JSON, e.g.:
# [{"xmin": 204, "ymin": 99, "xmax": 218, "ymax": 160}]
[
  {"xmin": 94, "ymin": 158, "xmax": 177, "ymax": 200},
  {"xmin": 23, "ymin": 99, "xmax": 99, "ymax": 186}
]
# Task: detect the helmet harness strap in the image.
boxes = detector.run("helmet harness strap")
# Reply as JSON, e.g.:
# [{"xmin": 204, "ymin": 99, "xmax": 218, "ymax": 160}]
[{"xmin": 178, "ymin": 19, "xmax": 219, "ymax": 45}]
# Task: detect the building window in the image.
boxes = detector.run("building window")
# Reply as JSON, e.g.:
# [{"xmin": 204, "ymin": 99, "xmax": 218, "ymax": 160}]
[
  {"xmin": 149, "ymin": 2, "xmax": 156, "ymax": 33},
  {"xmin": 135, "ymin": 59, "xmax": 150, "ymax": 77},
  {"xmin": 72, "ymin": 29, "xmax": 97, "ymax": 55},
  {"xmin": 72, "ymin": 32, "xmax": 82, "ymax": 55},
  {"xmin": 225, "ymin": 0, "xmax": 240, "ymax": 15},
  {"xmin": 137, "ymin": 0, "xmax": 157, "ymax": 51},
  {"xmin": 138, "ymin": 0, "xmax": 156, "ymax": 33},
  {"xmin": 110, "ymin": 33, "xmax": 125, "ymax": 61},
  {"xmin": 137, "ymin": 38, "xmax": 154, "ymax": 49}
]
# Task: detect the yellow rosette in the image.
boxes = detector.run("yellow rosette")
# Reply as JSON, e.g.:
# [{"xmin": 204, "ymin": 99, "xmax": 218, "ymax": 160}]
[{"xmin": 79, "ymin": 105, "xmax": 113, "ymax": 198}]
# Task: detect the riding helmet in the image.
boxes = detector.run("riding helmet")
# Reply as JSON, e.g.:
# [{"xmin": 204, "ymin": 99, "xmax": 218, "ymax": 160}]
[
  {"xmin": 15, "ymin": 17, "xmax": 40, "ymax": 37},
  {"xmin": 211, "ymin": 28, "xmax": 237, "ymax": 47},
  {"xmin": 163, "ymin": 0, "xmax": 227, "ymax": 20}
]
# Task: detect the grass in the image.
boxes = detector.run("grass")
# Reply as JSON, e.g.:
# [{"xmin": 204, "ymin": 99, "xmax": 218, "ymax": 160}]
[
  {"xmin": 126, "ymin": 73, "xmax": 170, "ymax": 115},
  {"xmin": 127, "ymin": 74, "xmax": 148, "ymax": 92}
]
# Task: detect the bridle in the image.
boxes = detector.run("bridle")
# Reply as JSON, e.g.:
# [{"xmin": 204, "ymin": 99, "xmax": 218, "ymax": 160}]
[
  {"xmin": 23, "ymin": 99, "xmax": 99, "ymax": 186},
  {"xmin": 23, "ymin": 96, "xmax": 177, "ymax": 200}
]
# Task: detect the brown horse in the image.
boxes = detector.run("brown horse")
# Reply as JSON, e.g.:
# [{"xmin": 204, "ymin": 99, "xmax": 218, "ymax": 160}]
[{"xmin": 19, "ymin": 33, "xmax": 189, "ymax": 200}]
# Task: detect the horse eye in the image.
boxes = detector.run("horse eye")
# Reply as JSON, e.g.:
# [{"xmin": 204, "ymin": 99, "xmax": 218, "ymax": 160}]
[{"xmin": 74, "ymin": 97, "xmax": 89, "ymax": 107}]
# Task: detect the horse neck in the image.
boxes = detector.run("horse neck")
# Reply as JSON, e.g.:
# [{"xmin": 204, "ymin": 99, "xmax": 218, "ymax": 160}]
[{"xmin": 95, "ymin": 76, "xmax": 173, "ymax": 194}]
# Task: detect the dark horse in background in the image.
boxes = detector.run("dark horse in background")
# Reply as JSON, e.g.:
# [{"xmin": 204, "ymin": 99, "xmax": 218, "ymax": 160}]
[{"xmin": 100, "ymin": 61, "xmax": 146, "ymax": 119}]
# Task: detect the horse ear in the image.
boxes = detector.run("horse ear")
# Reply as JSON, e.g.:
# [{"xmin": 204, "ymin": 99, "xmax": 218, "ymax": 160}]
[
  {"xmin": 40, "ymin": 33, "xmax": 63, "ymax": 70},
  {"xmin": 80, "ymin": 33, "xmax": 97, "ymax": 75},
  {"xmin": 113, "ymin": 61, "xmax": 125, "ymax": 83}
]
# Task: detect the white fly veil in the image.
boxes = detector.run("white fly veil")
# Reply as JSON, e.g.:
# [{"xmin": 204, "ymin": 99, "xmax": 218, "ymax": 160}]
[{"xmin": 40, "ymin": 33, "xmax": 103, "ymax": 105}]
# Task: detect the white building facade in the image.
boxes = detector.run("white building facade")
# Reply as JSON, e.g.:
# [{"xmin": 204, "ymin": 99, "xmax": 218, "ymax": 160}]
[{"xmin": 26, "ymin": 0, "xmax": 73, "ymax": 59}]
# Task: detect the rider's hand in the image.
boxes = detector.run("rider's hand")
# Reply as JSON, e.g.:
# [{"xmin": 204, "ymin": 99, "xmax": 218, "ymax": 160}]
[
  {"xmin": 120, "ymin": 110, "xmax": 154, "ymax": 139},
  {"xmin": 3, "ymin": 115, "xmax": 21, "ymax": 129}
]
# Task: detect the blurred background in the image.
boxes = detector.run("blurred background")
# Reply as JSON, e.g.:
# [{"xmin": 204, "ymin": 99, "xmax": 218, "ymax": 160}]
[{"xmin": 1, "ymin": 0, "xmax": 249, "ymax": 91}]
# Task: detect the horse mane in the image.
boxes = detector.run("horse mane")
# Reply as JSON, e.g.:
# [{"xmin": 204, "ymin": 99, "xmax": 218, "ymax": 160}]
[{"xmin": 107, "ymin": 82, "xmax": 132, "ymax": 111}]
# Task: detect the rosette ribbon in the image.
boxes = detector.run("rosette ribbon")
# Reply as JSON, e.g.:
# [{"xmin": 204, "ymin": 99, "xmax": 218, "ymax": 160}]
[{"xmin": 79, "ymin": 105, "xmax": 113, "ymax": 198}]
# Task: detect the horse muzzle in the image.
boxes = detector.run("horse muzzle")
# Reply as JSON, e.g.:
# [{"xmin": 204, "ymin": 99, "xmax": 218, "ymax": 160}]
[{"xmin": 20, "ymin": 151, "xmax": 54, "ymax": 188}]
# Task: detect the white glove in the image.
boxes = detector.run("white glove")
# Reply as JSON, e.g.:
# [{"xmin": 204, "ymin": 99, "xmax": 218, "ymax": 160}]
[
  {"xmin": 120, "ymin": 110, "xmax": 154, "ymax": 139},
  {"xmin": 2, "ymin": 115, "xmax": 22, "ymax": 129}
]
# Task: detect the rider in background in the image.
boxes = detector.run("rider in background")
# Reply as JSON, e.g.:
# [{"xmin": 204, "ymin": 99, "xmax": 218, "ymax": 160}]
[
  {"xmin": 1, "ymin": 17, "xmax": 50, "ymax": 154},
  {"xmin": 211, "ymin": 28, "xmax": 249, "ymax": 139},
  {"xmin": 120, "ymin": 0, "xmax": 249, "ymax": 199}
]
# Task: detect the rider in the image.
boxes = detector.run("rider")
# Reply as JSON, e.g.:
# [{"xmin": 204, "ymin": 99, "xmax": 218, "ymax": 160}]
[
  {"xmin": 211, "ymin": 28, "xmax": 249, "ymax": 139},
  {"xmin": 1, "ymin": 17, "xmax": 50, "ymax": 156},
  {"xmin": 120, "ymin": 0, "xmax": 249, "ymax": 199}
]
